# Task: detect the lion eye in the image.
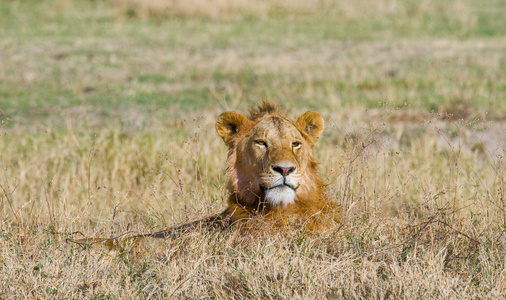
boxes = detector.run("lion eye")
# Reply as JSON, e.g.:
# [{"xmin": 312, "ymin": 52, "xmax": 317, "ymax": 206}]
[
  {"xmin": 255, "ymin": 140, "xmax": 267, "ymax": 147},
  {"xmin": 292, "ymin": 141, "xmax": 302, "ymax": 148}
]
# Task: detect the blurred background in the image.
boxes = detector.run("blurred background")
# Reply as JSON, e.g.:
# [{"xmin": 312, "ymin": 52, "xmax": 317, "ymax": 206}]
[{"xmin": 1, "ymin": 0, "xmax": 504, "ymax": 129}]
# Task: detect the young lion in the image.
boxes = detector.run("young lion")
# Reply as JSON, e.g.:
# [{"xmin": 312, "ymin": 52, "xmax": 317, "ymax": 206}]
[{"xmin": 69, "ymin": 102, "xmax": 341, "ymax": 253}]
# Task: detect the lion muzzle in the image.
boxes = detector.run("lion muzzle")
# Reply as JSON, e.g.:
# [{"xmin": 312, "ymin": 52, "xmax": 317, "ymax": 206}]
[{"xmin": 265, "ymin": 184, "xmax": 296, "ymax": 207}]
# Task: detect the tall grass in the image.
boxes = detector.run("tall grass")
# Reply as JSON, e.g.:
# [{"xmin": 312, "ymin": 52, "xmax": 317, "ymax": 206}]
[{"xmin": 1, "ymin": 106, "xmax": 505, "ymax": 298}]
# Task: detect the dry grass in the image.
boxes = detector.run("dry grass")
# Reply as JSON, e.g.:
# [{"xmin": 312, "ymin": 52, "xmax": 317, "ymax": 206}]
[
  {"xmin": 114, "ymin": 0, "xmax": 476, "ymax": 24},
  {"xmin": 115, "ymin": 0, "xmax": 332, "ymax": 20},
  {"xmin": 1, "ymin": 106, "xmax": 505, "ymax": 298}
]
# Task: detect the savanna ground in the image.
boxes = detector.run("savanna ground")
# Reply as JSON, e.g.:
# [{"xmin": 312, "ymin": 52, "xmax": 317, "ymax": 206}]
[{"xmin": 1, "ymin": 0, "xmax": 506, "ymax": 298}]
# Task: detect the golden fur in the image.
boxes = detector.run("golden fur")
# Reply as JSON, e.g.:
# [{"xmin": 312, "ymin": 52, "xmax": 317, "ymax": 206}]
[
  {"xmin": 69, "ymin": 102, "xmax": 341, "ymax": 254},
  {"xmin": 216, "ymin": 101, "xmax": 340, "ymax": 231}
]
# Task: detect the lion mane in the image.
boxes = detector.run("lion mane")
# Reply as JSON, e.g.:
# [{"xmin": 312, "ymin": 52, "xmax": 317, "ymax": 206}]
[{"xmin": 214, "ymin": 101, "xmax": 341, "ymax": 231}]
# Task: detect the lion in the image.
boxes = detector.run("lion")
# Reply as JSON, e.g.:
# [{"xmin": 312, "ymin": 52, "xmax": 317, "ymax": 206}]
[{"xmin": 69, "ymin": 102, "xmax": 341, "ymax": 254}]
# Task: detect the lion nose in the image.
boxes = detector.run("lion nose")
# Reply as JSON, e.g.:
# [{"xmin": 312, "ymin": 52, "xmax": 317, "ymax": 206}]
[{"xmin": 272, "ymin": 165, "xmax": 296, "ymax": 177}]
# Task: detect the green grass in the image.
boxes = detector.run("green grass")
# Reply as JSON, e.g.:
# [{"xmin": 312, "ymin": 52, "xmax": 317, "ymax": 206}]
[{"xmin": 1, "ymin": 0, "xmax": 505, "ymax": 128}]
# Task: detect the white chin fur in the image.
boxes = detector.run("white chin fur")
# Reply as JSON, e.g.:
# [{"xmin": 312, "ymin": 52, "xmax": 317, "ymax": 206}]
[{"xmin": 265, "ymin": 186, "xmax": 296, "ymax": 207}]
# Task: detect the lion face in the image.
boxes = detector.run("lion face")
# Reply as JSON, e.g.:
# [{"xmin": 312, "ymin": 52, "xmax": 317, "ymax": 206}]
[{"xmin": 216, "ymin": 105, "xmax": 324, "ymax": 208}]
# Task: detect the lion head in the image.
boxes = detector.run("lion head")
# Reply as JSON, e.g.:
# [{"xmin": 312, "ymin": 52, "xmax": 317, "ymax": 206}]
[{"xmin": 215, "ymin": 102, "xmax": 337, "ymax": 228}]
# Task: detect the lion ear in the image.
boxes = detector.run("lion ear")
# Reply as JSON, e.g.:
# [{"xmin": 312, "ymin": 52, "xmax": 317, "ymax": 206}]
[
  {"xmin": 296, "ymin": 111, "xmax": 324, "ymax": 144},
  {"xmin": 216, "ymin": 112, "xmax": 252, "ymax": 147}
]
